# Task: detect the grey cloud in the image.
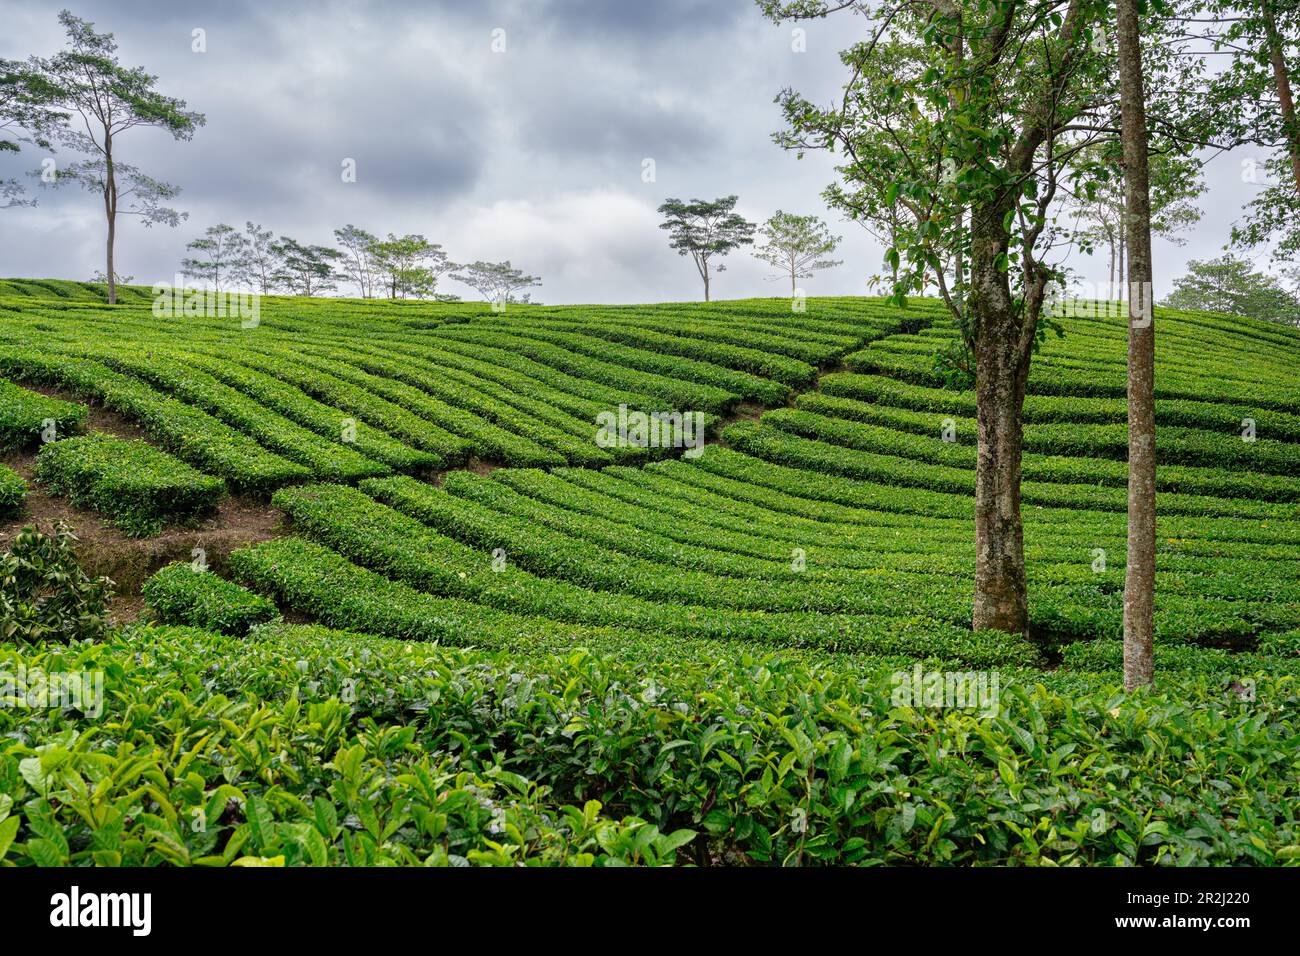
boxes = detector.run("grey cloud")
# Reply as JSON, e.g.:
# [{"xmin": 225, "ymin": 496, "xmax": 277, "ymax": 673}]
[{"xmin": 0, "ymin": 0, "xmax": 1269, "ymax": 303}]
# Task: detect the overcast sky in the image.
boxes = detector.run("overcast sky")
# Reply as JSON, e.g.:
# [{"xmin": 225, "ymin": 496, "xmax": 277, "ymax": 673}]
[{"xmin": 0, "ymin": 0, "xmax": 1280, "ymax": 304}]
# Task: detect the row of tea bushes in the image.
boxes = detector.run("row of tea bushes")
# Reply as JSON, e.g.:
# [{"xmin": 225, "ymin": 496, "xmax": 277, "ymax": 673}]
[
  {"xmin": 1, "ymin": 621, "xmax": 1295, "ymax": 865},
  {"xmin": 35, "ymin": 434, "xmax": 226, "ymax": 536},
  {"xmin": 0, "ymin": 379, "xmax": 84, "ymax": 452}
]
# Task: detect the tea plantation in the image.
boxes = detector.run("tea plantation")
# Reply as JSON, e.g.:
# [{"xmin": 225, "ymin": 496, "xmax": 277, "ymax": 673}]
[{"xmin": 0, "ymin": 278, "xmax": 1297, "ymax": 866}]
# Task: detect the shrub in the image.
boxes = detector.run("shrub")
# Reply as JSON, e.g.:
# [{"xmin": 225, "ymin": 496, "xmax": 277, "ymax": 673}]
[
  {"xmin": 0, "ymin": 465, "xmax": 25, "ymax": 516},
  {"xmin": 0, "ymin": 626, "xmax": 692, "ymax": 866},
  {"xmin": 0, "ymin": 380, "xmax": 85, "ymax": 452},
  {"xmin": 35, "ymin": 434, "xmax": 227, "ymax": 536},
  {"xmin": 3, "ymin": 622, "xmax": 1297, "ymax": 865},
  {"xmin": 0, "ymin": 350, "xmax": 309, "ymax": 496},
  {"xmin": 142, "ymin": 562, "xmax": 280, "ymax": 634},
  {"xmin": 0, "ymin": 524, "xmax": 111, "ymax": 643}
]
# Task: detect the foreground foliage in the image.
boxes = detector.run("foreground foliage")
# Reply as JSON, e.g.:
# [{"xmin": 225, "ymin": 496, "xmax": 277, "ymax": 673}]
[
  {"xmin": 0, "ymin": 287, "xmax": 1296, "ymax": 866},
  {"xmin": 0, "ymin": 623, "xmax": 1296, "ymax": 866}
]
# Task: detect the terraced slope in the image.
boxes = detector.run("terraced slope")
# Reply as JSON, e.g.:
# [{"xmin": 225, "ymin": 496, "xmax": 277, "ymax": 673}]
[
  {"xmin": 0, "ymin": 293, "xmax": 919, "ymax": 477},
  {"xmin": 2, "ymin": 288, "xmax": 1296, "ymax": 675},
  {"xmin": 2, "ymin": 285, "xmax": 1299, "ymax": 866}
]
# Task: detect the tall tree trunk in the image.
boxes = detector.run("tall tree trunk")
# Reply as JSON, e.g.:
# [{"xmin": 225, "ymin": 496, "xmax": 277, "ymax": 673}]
[
  {"xmin": 1118, "ymin": 0, "xmax": 1156, "ymax": 691},
  {"xmin": 1118, "ymin": 233, "xmax": 1125, "ymax": 305},
  {"xmin": 1263, "ymin": 0, "xmax": 1300, "ymax": 194},
  {"xmin": 703, "ymin": 265, "xmax": 711, "ymax": 302},
  {"xmin": 105, "ymin": 215, "xmax": 116, "ymax": 304},
  {"xmin": 969, "ymin": 209, "xmax": 1029, "ymax": 635},
  {"xmin": 104, "ymin": 141, "xmax": 117, "ymax": 306}
]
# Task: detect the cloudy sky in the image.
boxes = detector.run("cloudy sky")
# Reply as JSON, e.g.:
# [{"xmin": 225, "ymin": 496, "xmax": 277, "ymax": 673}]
[{"xmin": 0, "ymin": 0, "xmax": 1279, "ymax": 304}]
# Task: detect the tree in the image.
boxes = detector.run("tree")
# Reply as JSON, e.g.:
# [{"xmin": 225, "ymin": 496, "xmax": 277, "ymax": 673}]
[
  {"xmin": 1070, "ymin": 148, "xmax": 1203, "ymax": 294},
  {"xmin": 1162, "ymin": 255, "xmax": 1300, "ymax": 325},
  {"xmin": 232, "ymin": 221, "xmax": 278, "ymax": 295},
  {"xmin": 1117, "ymin": 0, "xmax": 1156, "ymax": 692},
  {"xmin": 657, "ymin": 196, "xmax": 756, "ymax": 301},
  {"xmin": 370, "ymin": 234, "xmax": 453, "ymax": 299},
  {"xmin": 181, "ymin": 223, "xmax": 245, "ymax": 289},
  {"xmin": 30, "ymin": 11, "xmax": 204, "ymax": 304},
  {"xmin": 1261, "ymin": 0, "xmax": 1300, "ymax": 195},
  {"xmin": 334, "ymin": 224, "xmax": 379, "ymax": 298},
  {"xmin": 270, "ymin": 237, "xmax": 342, "ymax": 296},
  {"xmin": 452, "ymin": 260, "xmax": 542, "ymax": 306},
  {"xmin": 760, "ymin": 0, "xmax": 1123, "ymax": 634},
  {"xmin": 89, "ymin": 269, "xmax": 133, "ymax": 286},
  {"xmin": 753, "ymin": 210, "xmax": 842, "ymax": 296},
  {"xmin": 1, "ymin": 59, "xmax": 61, "ymax": 209},
  {"xmin": 1197, "ymin": 1, "xmax": 1300, "ymax": 261}
]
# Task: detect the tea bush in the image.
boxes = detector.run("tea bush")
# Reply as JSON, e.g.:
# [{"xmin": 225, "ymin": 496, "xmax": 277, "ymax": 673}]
[
  {"xmin": 142, "ymin": 562, "xmax": 280, "ymax": 634},
  {"xmin": 35, "ymin": 434, "xmax": 227, "ymax": 536},
  {"xmin": 0, "ymin": 623, "xmax": 1296, "ymax": 865},
  {"xmin": 0, "ymin": 465, "xmax": 25, "ymax": 516},
  {"xmin": 0, "ymin": 379, "xmax": 85, "ymax": 452},
  {"xmin": 0, "ymin": 525, "xmax": 111, "ymax": 644},
  {"xmin": 1, "ymin": 287, "xmax": 1297, "ymax": 865}
]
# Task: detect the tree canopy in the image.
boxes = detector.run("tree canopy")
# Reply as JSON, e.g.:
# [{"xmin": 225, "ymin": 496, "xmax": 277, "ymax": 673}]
[
  {"xmin": 657, "ymin": 196, "xmax": 756, "ymax": 302},
  {"xmin": 752, "ymin": 210, "xmax": 842, "ymax": 295},
  {"xmin": 1162, "ymin": 254, "xmax": 1300, "ymax": 325}
]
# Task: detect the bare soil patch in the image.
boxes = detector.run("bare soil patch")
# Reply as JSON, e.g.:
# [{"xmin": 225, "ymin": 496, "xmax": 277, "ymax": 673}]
[{"xmin": 3, "ymin": 447, "xmax": 283, "ymax": 608}]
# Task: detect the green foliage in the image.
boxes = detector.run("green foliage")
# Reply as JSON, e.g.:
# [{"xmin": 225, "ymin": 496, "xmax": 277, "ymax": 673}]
[
  {"xmin": 0, "ymin": 524, "xmax": 111, "ymax": 644},
  {"xmin": 0, "ymin": 282, "xmax": 1295, "ymax": 865},
  {"xmin": 450, "ymin": 260, "xmax": 542, "ymax": 306},
  {"xmin": 0, "ymin": 464, "xmax": 24, "ymax": 515},
  {"xmin": 29, "ymin": 9, "xmax": 204, "ymax": 284},
  {"xmin": 270, "ymin": 237, "xmax": 343, "ymax": 296},
  {"xmin": 0, "ymin": 56, "xmax": 61, "ymax": 207},
  {"xmin": 1, "ymin": 623, "xmax": 1297, "ymax": 865},
  {"xmin": 657, "ymin": 196, "xmax": 756, "ymax": 299},
  {"xmin": 1205, "ymin": 0, "xmax": 1300, "ymax": 262},
  {"xmin": 752, "ymin": 210, "xmax": 842, "ymax": 292},
  {"xmin": 35, "ymin": 433, "xmax": 226, "ymax": 536},
  {"xmin": 0, "ymin": 626, "xmax": 696, "ymax": 866},
  {"xmin": 181, "ymin": 223, "xmax": 245, "ymax": 289},
  {"xmin": 367, "ymin": 233, "xmax": 454, "ymax": 300},
  {"xmin": 1162, "ymin": 255, "xmax": 1300, "ymax": 326},
  {"xmin": 0, "ymin": 379, "xmax": 84, "ymax": 452},
  {"xmin": 142, "ymin": 563, "xmax": 280, "ymax": 635},
  {"xmin": 0, "ymin": 349, "xmax": 308, "ymax": 495}
]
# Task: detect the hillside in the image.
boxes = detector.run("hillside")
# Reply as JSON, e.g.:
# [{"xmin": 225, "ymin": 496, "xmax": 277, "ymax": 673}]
[{"xmin": 1, "ymin": 279, "xmax": 1298, "ymax": 866}]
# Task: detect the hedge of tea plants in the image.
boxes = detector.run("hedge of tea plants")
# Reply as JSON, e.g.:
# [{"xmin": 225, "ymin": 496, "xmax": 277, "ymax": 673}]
[
  {"xmin": 0, "ymin": 379, "xmax": 85, "ymax": 452},
  {"xmin": 35, "ymin": 434, "xmax": 227, "ymax": 536},
  {"xmin": 0, "ymin": 292, "xmax": 904, "ymax": 478},
  {"xmin": 0, "ymin": 464, "xmax": 25, "ymax": 516},
  {"xmin": 142, "ymin": 562, "xmax": 280, "ymax": 634},
  {"xmin": 0, "ymin": 620, "xmax": 1296, "ymax": 866}
]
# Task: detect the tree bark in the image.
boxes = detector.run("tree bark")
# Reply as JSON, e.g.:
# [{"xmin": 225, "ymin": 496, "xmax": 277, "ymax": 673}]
[
  {"xmin": 104, "ymin": 138, "xmax": 117, "ymax": 306},
  {"xmin": 1118, "ymin": 232, "xmax": 1125, "ymax": 305},
  {"xmin": 1118, "ymin": 0, "xmax": 1156, "ymax": 692},
  {"xmin": 1263, "ymin": 0, "xmax": 1300, "ymax": 194},
  {"xmin": 969, "ymin": 207, "xmax": 1029, "ymax": 635}
]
